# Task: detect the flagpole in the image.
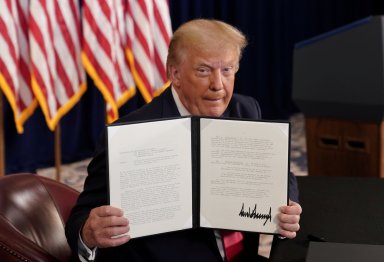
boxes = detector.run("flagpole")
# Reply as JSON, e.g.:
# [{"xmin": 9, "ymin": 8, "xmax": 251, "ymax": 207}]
[
  {"xmin": 54, "ymin": 123, "xmax": 61, "ymax": 181},
  {"xmin": 0, "ymin": 95, "xmax": 4, "ymax": 177}
]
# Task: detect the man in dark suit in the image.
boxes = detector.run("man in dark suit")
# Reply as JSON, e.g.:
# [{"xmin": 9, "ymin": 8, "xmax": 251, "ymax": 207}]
[{"xmin": 66, "ymin": 18, "xmax": 301, "ymax": 262}]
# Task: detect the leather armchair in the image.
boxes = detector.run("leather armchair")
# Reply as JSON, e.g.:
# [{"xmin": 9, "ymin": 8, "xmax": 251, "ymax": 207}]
[{"xmin": 0, "ymin": 173, "xmax": 79, "ymax": 261}]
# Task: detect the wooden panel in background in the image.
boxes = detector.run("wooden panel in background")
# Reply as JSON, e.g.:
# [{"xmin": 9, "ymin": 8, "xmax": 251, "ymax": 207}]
[{"xmin": 305, "ymin": 117, "xmax": 383, "ymax": 177}]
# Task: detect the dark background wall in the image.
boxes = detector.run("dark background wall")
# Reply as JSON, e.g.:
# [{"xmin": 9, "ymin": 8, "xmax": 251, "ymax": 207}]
[{"xmin": 3, "ymin": 0, "xmax": 384, "ymax": 173}]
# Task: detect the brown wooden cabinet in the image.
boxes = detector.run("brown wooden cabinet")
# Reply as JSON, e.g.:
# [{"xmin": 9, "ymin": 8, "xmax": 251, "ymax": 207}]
[{"xmin": 305, "ymin": 117, "xmax": 384, "ymax": 177}]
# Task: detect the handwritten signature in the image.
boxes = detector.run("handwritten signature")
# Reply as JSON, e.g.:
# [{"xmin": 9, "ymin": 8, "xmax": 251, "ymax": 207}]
[{"xmin": 238, "ymin": 203, "xmax": 272, "ymax": 226}]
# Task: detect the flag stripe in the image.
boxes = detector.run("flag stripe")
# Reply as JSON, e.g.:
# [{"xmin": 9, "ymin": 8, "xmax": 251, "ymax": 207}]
[
  {"xmin": 82, "ymin": 2, "xmax": 114, "ymax": 71},
  {"xmin": 54, "ymin": 3, "xmax": 82, "ymax": 98},
  {"xmin": 153, "ymin": 0, "xmax": 171, "ymax": 44},
  {"xmin": 134, "ymin": 1, "xmax": 152, "ymax": 60},
  {"xmin": 83, "ymin": 22, "xmax": 116, "ymax": 98},
  {"xmin": 0, "ymin": 0, "xmax": 37, "ymax": 133},
  {"xmin": 0, "ymin": 57, "xmax": 16, "ymax": 97},
  {"xmin": 11, "ymin": 0, "xmax": 34, "ymax": 107},
  {"xmin": 29, "ymin": 14, "xmax": 56, "ymax": 116},
  {"xmin": 55, "ymin": 2, "xmax": 80, "ymax": 88},
  {"xmin": 29, "ymin": 0, "xmax": 86, "ymax": 130},
  {"xmin": 82, "ymin": 0, "xmax": 136, "ymax": 123},
  {"xmin": 15, "ymin": 0, "xmax": 29, "ymax": 39},
  {"xmin": 154, "ymin": 49, "xmax": 167, "ymax": 83},
  {"xmin": 0, "ymin": 21, "xmax": 18, "ymax": 65},
  {"xmin": 127, "ymin": 0, "xmax": 172, "ymax": 102}
]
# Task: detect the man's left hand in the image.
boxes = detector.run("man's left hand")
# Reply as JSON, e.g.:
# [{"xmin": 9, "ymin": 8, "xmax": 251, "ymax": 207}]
[{"xmin": 277, "ymin": 200, "xmax": 302, "ymax": 239}]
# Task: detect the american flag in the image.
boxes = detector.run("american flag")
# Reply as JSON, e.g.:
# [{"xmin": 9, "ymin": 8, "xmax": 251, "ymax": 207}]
[
  {"xmin": 0, "ymin": 0, "xmax": 37, "ymax": 134},
  {"xmin": 83, "ymin": 0, "xmax": 172, "ymax": 122},
  {"xmin": 82, "ymin": 0, "xmax": 136, "ymax": 123},
  {"xmin": 29, "ymin": 0, "xmax": 86, "ymax": 131},
  {"xmin": 127, "ymin": 0, "xmax": 172, "ymax": 103}
]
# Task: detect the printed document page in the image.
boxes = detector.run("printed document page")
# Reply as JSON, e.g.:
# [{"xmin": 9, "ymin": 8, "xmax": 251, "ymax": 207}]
[
  {"xmin": 108, "ymin": 118, "xmax": 193, "ymax": 238},
  {"xmin": 199, "ymin": 118, "xmax": 289, "ymax": 233}
]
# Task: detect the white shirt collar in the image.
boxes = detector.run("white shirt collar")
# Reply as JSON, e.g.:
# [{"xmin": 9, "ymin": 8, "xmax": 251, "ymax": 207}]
[{"xmin": 171, "ymin": 86, "xmax": 191, "ymax": 116}]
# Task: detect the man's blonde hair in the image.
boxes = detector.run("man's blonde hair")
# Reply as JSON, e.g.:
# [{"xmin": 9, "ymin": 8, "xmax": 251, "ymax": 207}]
[{"xmin": 166, "ymin": 19, "xmax": 248, "ymax": 78}]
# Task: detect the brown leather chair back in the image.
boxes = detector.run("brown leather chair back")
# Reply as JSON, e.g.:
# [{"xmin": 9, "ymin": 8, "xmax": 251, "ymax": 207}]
[{"xmin": 0, "ymin": 173, "xmax": 79, "ymax": 261}]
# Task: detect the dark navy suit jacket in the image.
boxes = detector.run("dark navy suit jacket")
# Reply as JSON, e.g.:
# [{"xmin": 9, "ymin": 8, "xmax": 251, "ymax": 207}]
[{"xmin": 65, "ymin": 87, "xmax": 299, "ymax": 261}]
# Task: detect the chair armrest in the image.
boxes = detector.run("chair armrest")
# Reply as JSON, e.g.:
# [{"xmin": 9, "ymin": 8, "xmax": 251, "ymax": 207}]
[{"xmin": 0, "ymin": 216, "xmax": 59, "ymax": 261}]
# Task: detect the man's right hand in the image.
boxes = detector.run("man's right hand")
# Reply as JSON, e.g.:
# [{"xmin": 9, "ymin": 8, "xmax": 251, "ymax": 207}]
[{"xmin": 82, "ymin": 205, "xmax": 130, "ymax": 248}]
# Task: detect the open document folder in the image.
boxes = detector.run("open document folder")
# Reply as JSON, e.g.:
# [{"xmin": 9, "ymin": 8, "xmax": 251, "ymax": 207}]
[{"xmin": 107, "ymin": 116, "xmax": 290, "ymax": 238}]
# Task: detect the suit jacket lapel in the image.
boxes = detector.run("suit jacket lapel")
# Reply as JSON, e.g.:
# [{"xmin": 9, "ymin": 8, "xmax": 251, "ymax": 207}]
[{"xmin": 160, "ymin": 87, "xmax": 182, "ymax": 118}]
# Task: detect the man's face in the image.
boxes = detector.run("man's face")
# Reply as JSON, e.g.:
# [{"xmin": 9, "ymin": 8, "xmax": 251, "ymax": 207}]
[{"xmin": 169, "ymin": 47, "xmax": 239, "ymax": 117}]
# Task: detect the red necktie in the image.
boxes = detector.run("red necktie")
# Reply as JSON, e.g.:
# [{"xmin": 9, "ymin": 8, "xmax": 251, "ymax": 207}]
[{"xmin": 221, "ymin": 230, "xmax": 244, "ymax": 261}]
